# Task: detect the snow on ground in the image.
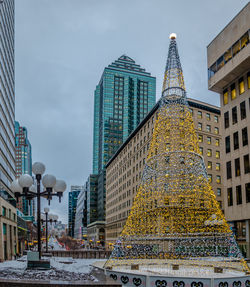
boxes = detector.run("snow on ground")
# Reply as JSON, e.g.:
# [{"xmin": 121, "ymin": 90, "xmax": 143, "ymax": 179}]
[{"xmin": 0, "ymin": 256, "xmax": 106, "ymax": 282}]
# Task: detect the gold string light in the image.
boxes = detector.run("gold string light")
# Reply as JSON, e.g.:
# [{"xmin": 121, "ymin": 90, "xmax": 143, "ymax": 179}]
[{"xmin": 104, "ymin": 34, "xmax": 249, "ymax": 273}]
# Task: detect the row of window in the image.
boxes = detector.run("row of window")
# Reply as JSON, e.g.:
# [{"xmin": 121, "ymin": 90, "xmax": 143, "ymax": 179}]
[
  {"xmin": 2, "ymin": 206, "xmax": 16, "ymax": 221},
  {"xmin": 208, "ymin": 174, "xmax": 221, "ymax": 184},
  {"xmin": 198, "ymin": 135, "xmax": 220, "ymax": 146},
  {"xmin": 226, "ymin": 154, "xmax": 250, "ymax": 179},
  {"xmin": 227, "ymin": 183, "xmax": 250, "ymax": 206},
  {"xmin": 225, "ymin": 127, "xmax": 248, "ymax": 153},
  {"xmin": 224, "ymin": 100, "xmax": 248, "ymax": 128},
  {"xmin": 199, "ymin": 146, "xmax": 220, "ymax": 159},
  {"xmin": 194, "ymin": 110, "xmax": 219, "ymax": 122},
  {"xmin": 208, "ymin": 31, "xmax": 249, "ymax": 79},
  {"xmin": 223, "ymin": 75, "xmax": 250, "ymax": 105},
  {"xmin": 197, "ymin": 123, "xmax": 219, "ymax": 134}
]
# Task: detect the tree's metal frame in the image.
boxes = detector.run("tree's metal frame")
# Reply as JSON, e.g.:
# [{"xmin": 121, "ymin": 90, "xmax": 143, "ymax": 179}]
[{"xmin": 104, "ymin": 37, "xmax": 249, "ymax": 273}]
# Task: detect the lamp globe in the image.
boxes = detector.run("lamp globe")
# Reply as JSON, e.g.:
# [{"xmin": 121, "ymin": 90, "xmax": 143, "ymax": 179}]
[
  {"xmin": 54, "ymin": 180, "xmax": 67, "ymax": 192},
  {"xmin": 18, "ymin": 174, "xmax": 33, "ymax": 188},
  {"xmin": 44, "ymin": 207, "xmax": 49, "ymax": 213},
  {"xmin": 32, "ymin": 162, "xmax": 45, "ymax": 176},
  {"xmin": 42, "ymin": 174, "xmax": 56, "ymax": 188},
  {"xmin": 10, "ymin": 179, "xmax": 22, "ymax": 193}
]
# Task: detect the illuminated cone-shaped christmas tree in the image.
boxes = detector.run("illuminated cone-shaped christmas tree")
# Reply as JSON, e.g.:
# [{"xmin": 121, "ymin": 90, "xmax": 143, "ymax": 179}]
[{"xmin": 105, "ymin": 34, "xmax": 248, "ymax": 272}]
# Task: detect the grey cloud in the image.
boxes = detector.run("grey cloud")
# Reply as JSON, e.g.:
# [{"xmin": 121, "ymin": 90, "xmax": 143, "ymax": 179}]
[{"xmin": 15, "ymin": 0, "xmax": 249, "ymax": 223}]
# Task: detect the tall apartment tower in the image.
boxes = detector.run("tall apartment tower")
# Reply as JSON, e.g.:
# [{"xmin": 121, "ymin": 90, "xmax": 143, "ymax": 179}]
[
  {"xmin": 15, "ymin": 121, "xmax": 32, "ymax": 216},
  {"xmin": 0, "ymin": 0, "xmax": 18, "ymax": 261},
  {"xmin": 93, "ymin": 55, "xmax": 156, "ymax": 174},
  {"xmin": 207, "ymin": 3, "xmax": 250, "ymax": 255},
  {"xmin": 68, "ymin": 186, "xmax": 83, "ymax": 238}
]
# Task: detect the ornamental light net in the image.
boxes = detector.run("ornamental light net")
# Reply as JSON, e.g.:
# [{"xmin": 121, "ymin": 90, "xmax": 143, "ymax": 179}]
[{"xmin": 104, "ymin": 35, "xmax": 249, "ymax": 273}]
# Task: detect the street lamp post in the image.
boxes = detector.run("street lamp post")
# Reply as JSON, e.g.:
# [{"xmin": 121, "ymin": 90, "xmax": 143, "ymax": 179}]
[
  {"xmin": 41, "ymin": 210, "xmax": 58, "ymax": 253},
  {"xmin": 10, "ymin": 162, "xmax": 67, "ymax": 260},
  {"xmin": 43, "ymin": 208, "xmax": 49, "ymax": 253}
]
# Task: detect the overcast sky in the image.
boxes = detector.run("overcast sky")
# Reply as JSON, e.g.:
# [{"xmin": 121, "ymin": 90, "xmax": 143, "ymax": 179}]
[{"xmin": 15, "ymin": 0, "xmax": 249, "ymax": 223}]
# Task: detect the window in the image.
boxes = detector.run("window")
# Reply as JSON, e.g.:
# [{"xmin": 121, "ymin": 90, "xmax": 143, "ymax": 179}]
[
  {"xmin": 215, "ymin": 139, "xmax": 220, "ymax": 146},
  {"xmin": 224, "ymin": 48, "xmax": 232, "ymax": 63},
  {"xmin": 239, "ymin": 77, "xmax": 245, "ymax": 95},
  {"xmin": 236, "ymin": 185, "xmax": 242, "ymax": 205},
  {"xmin": 223, "ymin": 89, "xmax": 228, "ymax": 105},
  {"xmin": 198, "ymin": 123, "xmax": 202, "ymax": 131},
  {"xmin": 199, "ymin": 147, "xmax": 203, "ymax": 155},
  {"xmin": 244, "ymin": 154, "xmax": 250, "ymax": 174},
  {"xmin": 197, "ymin": 111, "xmax": 202, "ymax": 119},
  {"xmin": 206, "ymin": 125, "xmax": 211, "ymax": 132},
  {"xmin": 207, "ymin": 149, "xmax": 212, "ymax": 157},
  {"xmin": 226, "ymin": 161, "xmax": 232, "ymax": 179},
  {"xmin": 231, "ymin": 84, "xmax": 237, "ymax": 100},
  {"xmin": 227, "ymin": 188, "xmax": 233, "ymax": 206},
  {"xmin": 198, "ymin": 135, "xmax": 203, "ymax": 142},
  {"xmin": 214, "ymin": 127, "xmax": 219, "ymax": 134},
  {"xmin": 233, "ymin": 132, "xmax": 239, "ymax": 150},
  {"xmin": 217, "ymin": 188, "xmax": 221, "ymax": 196},
  {"xmin": 207, "ymin": 161, "xmax": 212, "ymax": 170},
  {"xmin": 240, "ymin": 101, "xmax": 246, "ymax": 120},
  {"xmin": 206, "ymin": 113, "xmax": 211, "ymax": 121},
  {"xmin": 214, "ymin": 115, "xmax": 218, "ymax": 123},
  {"xmin": 2, "ymin": 207, "xmax": 6, "ymax": 217},
  {"xmin": 235, "ymin": 158, "xmax": 241, "ymax": 177},
  {"xmin": 242, "ymin": 127, "xmax": 248, "ymax": 146},
  {"xmin": 217, "ymin": 56, "xmax": 224, "ymax": 71},
  {"xmin": 232, "ymin": 106, "xmax": 237, "ymax": 124},
  {"xmin": 241, "ymin": 32, "xmax": 249, "ymax": 49},
  {"xmin": 246, "ymin": 183, "xmax": 250, "ymax": 203},
  {"xmin": 208, "ymin": 174, "xmax": 212, "ymax": 183},
  {"xmin": 216, "ymin": 175, "xmax": 221, "ymax": 184},
  {"xmin": 225, "ymin": 136, "xmax": 230, "ymax": 153},
  {"xmin": 216, "ymin": 151, "xmax": 220, "ymax": 159},
  {"xmin": 3, "ymin": 223, "xmax": 6, "ymax": 235},
  {"xmin": 232, "ymin": 40, "xmax": 240, "ymax": 57},
  {"xmin": 224, "ymin": 111, "xmax": 229, "ymax": 128},
  {"xmin": 207, "ymin": 137, "xmax": 211, "ymax": 145},
  {"xmin": 216, "ymin": 163, "xmax": 220, "ymax": 171}
]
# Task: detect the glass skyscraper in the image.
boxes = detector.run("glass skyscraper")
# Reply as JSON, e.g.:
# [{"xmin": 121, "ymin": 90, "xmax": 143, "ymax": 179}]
[
  {"xmin": 93, "ymin": 55, "xmax": 156, "ymax": 174},
  {"xmin": 0, "ymin": 0, "xmax": 17, "ymax": 261},
  {"xmin": 0, "ymin": 0, "xmax": 15, "ymax": 202},
  {"xmin": 14, "ymin": 121, "xmax": 32, "ymax": 216},
  {"xmin": 68, "ymin": 186, "xmax": 83, "ymax": 238}
]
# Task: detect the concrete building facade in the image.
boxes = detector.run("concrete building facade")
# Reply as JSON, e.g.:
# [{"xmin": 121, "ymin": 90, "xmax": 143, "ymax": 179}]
[
  {"xmin": 106, "ymin": 98, "xmax": 222, "ymax": 244},
  {"xmin": 207, "ymin": 3, "xmax": 250, "ymax": 255}
]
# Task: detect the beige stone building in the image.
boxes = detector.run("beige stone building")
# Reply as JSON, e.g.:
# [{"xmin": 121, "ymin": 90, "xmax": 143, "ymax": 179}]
[
  {"xmin": 207, "ymin": 3, "xmax": 250, "ymax": 255},
  {"xmin": 106, "ymin": 98, "xmax": 222, "ymax": 244},
  {"xmin": 0, "ymin": 197, "xmax": 18, "ymax": 261}
]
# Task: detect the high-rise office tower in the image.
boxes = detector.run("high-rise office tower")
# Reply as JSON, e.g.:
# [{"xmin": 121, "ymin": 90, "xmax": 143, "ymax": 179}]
[
  {"xmin": 93, "ymin": 55, "xmax": 156, "ymax": 174},
  {"xmin": 74, "ymin": 182, "xmax": 87, "ymax": 239},
  {"xmin": 15, "ymin": 121, "xmax": 32, "ymax": 216},
  {"xmin": 68, "ymin": 186, "xmax": 83, "ymax": 238},
  {"xmin": 90, "ymin": 56, "xmax": 156, "ymax": 236},
  {"xmin": 207, "ymin": 3, "xmax": 250, "ymax": 256},
  {"xmin": 0, "ymin": 0, "xmax": 17, "ymax": 261}
]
